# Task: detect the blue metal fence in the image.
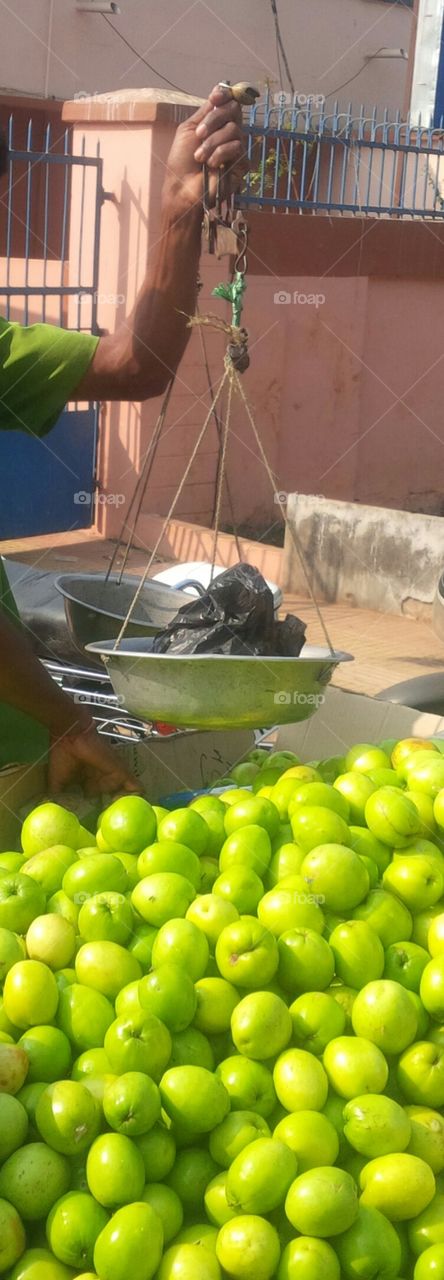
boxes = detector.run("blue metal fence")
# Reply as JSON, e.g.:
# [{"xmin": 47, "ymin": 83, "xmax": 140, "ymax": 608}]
[
  {"xmin": 241, "ymin": 92, "xmax": 444, "ymax": 217},
  {"xmin": 0, "ymin": 116, "xmax": 103, "ymax": 328},
  {"xmin": 0, "ymin": 115, "xmax": 104, "ymax": 537}
]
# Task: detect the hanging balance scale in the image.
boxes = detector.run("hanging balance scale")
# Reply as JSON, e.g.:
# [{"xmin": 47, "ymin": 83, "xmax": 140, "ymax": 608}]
[{"xmin": 87, "ymin": 83, "xmax": 352, "ymax": 729}]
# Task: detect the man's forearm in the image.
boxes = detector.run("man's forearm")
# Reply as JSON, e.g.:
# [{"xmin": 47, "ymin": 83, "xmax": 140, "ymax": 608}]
[
  {"xmin": 77, "ymin": 198, "xmax": 202, "ymax": 402},
  {"xmin": 75, "ymin": 86, "xmax": 244, "ymax": 404},
  {"xmin": 0, "ymin": 613, "xmax": 92, "ymax": 740}
]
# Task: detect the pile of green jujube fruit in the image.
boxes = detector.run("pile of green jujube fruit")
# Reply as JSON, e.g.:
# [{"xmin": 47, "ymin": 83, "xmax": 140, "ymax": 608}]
[{"xmin": 0, "ymin": 734, "xmax": 444, "ymax": 1280}]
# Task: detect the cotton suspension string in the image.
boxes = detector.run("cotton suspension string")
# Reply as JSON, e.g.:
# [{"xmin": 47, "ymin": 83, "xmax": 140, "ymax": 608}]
[
  {"xmin": 210, "ymin": 369, "xmax": 233, "ymax": 580},
  {"xmin": 114, "ymin": 365, "xmax": 231, "ymax": 648},
  {"xmin": 105, "ymin": 376, "xmax": 175, "ymax": 584}
]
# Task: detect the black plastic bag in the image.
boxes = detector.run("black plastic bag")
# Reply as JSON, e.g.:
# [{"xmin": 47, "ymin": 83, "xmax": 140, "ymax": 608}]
[{"xmin": 151, "ymin": 563, "xmax": 306, "ymax": 657}]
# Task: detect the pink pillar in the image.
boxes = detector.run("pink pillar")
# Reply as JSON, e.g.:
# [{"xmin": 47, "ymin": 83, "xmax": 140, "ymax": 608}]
[{"xmin": 62, "ymin": 89, "xmax": 216, "ymax": 539}]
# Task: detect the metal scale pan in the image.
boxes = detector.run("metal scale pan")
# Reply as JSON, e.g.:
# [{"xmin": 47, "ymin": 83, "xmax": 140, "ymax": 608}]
[
  {"xmin": 55, "ymin": 572, "xmax": 190, "ymax": 661},
  {"xmin": 87, "ymin": 637, "xmax": 353, "ymax": 732}
]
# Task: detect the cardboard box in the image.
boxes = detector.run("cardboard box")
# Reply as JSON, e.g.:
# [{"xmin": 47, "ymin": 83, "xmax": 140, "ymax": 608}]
[
  {"xmin": 0, "ymin": 761, "xmax": 46, "ymax": 852},
  {"xmin": 0, "ymin": 730, "xmax": 255, "ymax": 846},
  {"xmin": 275, "ymin": 686, "xmax": 444, "ymax": 756},
  {"xmin": 1, "ymin": 689, "xmax": 443, "ymax": 847},
  {"xmin": 116, "ymin": 729, "xmax": 255, "ymax": 801}
]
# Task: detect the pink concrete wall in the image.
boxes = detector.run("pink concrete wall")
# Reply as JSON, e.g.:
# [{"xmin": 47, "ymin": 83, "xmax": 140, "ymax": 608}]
[{"xmin": 62, "ymin": 93, "xmax": 444, "ymax": 545}]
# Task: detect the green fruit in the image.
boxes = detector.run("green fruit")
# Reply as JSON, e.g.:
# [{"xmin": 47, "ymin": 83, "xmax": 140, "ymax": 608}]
[
  {"xmin": 137, "ymin": 841, "xmax": 201, "ymax": 888},
  {"xmin": 323, "ymin": 1036, "xmax": 388, "ymax": 1098},
  {"xmin": 257, "ymin": 879, "xmax": 324, "ymax": 936},
  {"xmin": 135, "ymin": 1123, "xmax": 176, "ymax": 1181},
  {"xmin": 9, "ymin": 1247, "xmax": 74, "ymax": 1279},
  {"xmin": 352, "ymin": 979, "xmax": 418, "ymax": 1054},
  {"xmin": 290, "ymin": 991, "xmax": 346, "ymax": 1055},
  {"xmin": 209, "ymin": 1110, "xmax": 270, "ymax": 1168},
  {"xmin": 354, "ymin": 889, "xmax": 413, "ymax": 947},
  {"xmin": 231, "ymin": 991, "xmax": 292, "ymax": 1060},
  {"xmin": 3, "ymin": 960, "xmax": 58, "ymax": 1029},
  {"xmin": 86, "ymin": 1133, "xmax": 145, "ymax": 1208},
  {"xmin": 77, "ymin": 892, "xmax": 134, "ymax": 945},
  {"xmin": 277, "ymin": 928, "xmax": 334, "ymax": 994},
  {"xmin": 0, "ymin": 928, "xmax": 26, "ymax": 981},
  {"xmin": 204, "ymin": 1170, "xmax": 239, "ymax": 1227},
  {"xmin": 216, "ymin": 1055, "xmax": 276, "ymax": 1117},
  {"xmin": 329, "ymin": 921, "xmax": 384, "ymax": 989},
  {"xmin": 157, "ymin": 1242, "xmax": 221, "ymax": 1280},
  {"xmin": 159, "ymin": 1066, "xmax": 229, "ymax": 1133},
  {"xmin": 138, "ymin": 963, "xmax": 197, "ymax": 1031},
  {"xmin": 273, "ymin": 1048, "xmax": 328, "ymax": 1112},
  {"xmin": 63, "ymin": 855, "xmax": 128, "ymax": 902},
  {"xmin": 167, "ymin": 1147, "xmax": 218, "ymax": 1215},
  {"xmin": 219, "ymin": 826, "xmax": 272, "ymax": 877},
  {"xmin": 169, "ymin": 1027, "xmax": 214, "ymax": 1071},
  {"xmin": 290, "ymin": 809, "xmax": 350, "ymax": 854},
  {"xmin": 104, "ymin": 1011, "xmax": 171, "ymax": 1081},
  {"xmin": 301, "ymin": 844, "xmax": 369, "ymax": 912},
  {"xmin": 35, "ymin": 1080, "xmax": 100, "ymax": 1156},
  {"xmin": 94, "ymin": 1201, "xmax": 163, "ymax": 1280},
  {"xmin": 0, "ymin": 1143, "xmax": 70, "ymax": 1220},
  {"xmin": 224, "ymin": 797, "xmax": 280, "ymax": 840},
  {"xmin": 397, "ymin": 1042, "xmax": 444, "ymax": 1108},
  {"xmin": 131, "ymin": 874, "xmax": 195, "ymax": 927},
  {"xmin": 365, "ymin": 788, "xmax": 420, "ymax": 847},
  {"xmin": 103, "ymin": 1072, "xmax": 161, "ymax": 1136},
  {"xmin": 193, "ymin": 978, "xmax": 239, "ymax": 1035},
  {"xmin": 100, "ymin": 795, "xmax": 156, "ymax": 854},
  {"xmin": 289, "ymin": 782, "xmax": 350, "ymax": 821},
  {"xmin": 274, "ymin": 1110, "xmax": 339, "ymax": 1172},
  {"xmin": 343, "ymin": 1093, "xmax": 411, "ymax": 1157},
  {"xmin": 0, "ymin": 1197, "xmax": 26, "ymax": 1273},
  {"xmin": 216, "ymin": 917, "xmax": 278, "ymax": 989},
  {"xmin": 409, "ymin": 1190, "xmax": 444, "ymax": 1255},
  {"xmin": 151, "ymin": 918, "xmax": 209, "ymax": 980},
  {"xmin": 226, "ymin": 1136, "xmax": 297, "ymax": 1214},
  {"xmin": 360, "ymin": 1152, "xmax": 435, "ymax": 1219},
  {"xmin": 0, "ymin": 1093, "xmax": 28, "ymax": 1161},
  {"xmin": 18, "ymin": 1026, "xmax": 71, "ymax": 1083},
  {"xmin": 277, "ymin": 1236, "xmax": 340, "ymax": 1280},
  {"xmin": 384, "ymin": 941, "xmax": 430, "ymax": 992},
  {"xmin": 213, "ymin": 867, "xmax": 264, "ymax": 915},
  {"xmin": 334, "ymin": 1204, "xmax": 401, "ymax": 1279},
  {"xmin": 46, "ymin": 1190, "xmax": 109, "ymax": 1269},
  {"xmin": 285, "ymin": 1165, "xmax": 358, "ymax": 1236},
  {"xmin": 406, "ymin": 1106, "xmax": 444, "ymax": 1173},
  {"xmin": 56, "ymin": 983, "xmax": 114, "ymax": 1051},
  {"xmin": 142, "ymin": 1182, "xmax": 183, "ymax": 1244},
  {"xmin": 414, "ymin": 1244, "xmax": 444, "ymax": 1280},
  {"xmin": 216, "ymin": 1214, "xmax": 280, "ymax": 1280}
]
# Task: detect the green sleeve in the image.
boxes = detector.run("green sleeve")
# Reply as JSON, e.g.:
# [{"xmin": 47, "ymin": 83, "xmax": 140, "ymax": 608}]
[
  {"xmin": 0, "ymin": 317, "xmax": 99, "ymax": 437},
  {"xmin": 0, "ymin": 558, "xmax": 49, "ymax": 768}
]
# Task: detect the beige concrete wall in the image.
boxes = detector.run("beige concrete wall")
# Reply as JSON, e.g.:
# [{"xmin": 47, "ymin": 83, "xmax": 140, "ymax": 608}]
[{"xmin": 1, "ymin": 0, "xmax": 412, "ymax": 116}]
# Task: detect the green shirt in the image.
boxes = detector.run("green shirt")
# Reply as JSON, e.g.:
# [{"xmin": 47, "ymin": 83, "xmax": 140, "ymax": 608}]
[{"xmin": 0, "ymin": 318, "xmax": 99, "ymax": 766}]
